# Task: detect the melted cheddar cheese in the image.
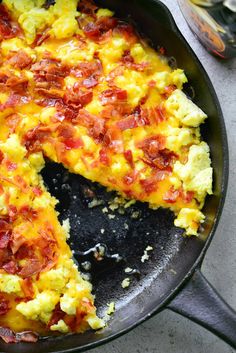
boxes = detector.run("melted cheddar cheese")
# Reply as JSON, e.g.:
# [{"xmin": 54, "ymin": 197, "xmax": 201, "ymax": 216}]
[{"xmin": 0, "ymin": 0, "xmax": 212, "ymax": 342}]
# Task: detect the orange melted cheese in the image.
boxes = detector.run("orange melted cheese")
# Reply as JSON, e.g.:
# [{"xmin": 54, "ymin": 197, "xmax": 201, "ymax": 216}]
[{"xmin": 0, "ymin": 0, "xmax": 212, "ymax": 342}]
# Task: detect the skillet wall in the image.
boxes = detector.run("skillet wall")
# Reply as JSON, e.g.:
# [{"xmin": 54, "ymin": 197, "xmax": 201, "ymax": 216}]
[{"xmin": 0, "ymin": 1, "xmax": 227, "ymax": 353}]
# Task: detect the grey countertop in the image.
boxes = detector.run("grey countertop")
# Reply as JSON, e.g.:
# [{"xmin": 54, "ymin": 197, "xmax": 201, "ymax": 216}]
[{"xmin": 88, "ymin": 1, "xmax": 236, "ymax": 352}]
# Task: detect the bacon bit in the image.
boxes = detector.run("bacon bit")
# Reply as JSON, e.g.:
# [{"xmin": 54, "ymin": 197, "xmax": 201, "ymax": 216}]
[
  {"xmin": 159, "ymin": 46, "xmax": 166, "ymax": 55},
  {"xmin": 63, "ymin": 137, "xmax": 84, "ymax": 150},
  {"xmin": 5, "ymin": 160, "xmax": 17, "ymax": 171},
  {"xmin": 21, "ymin": 278, "xmax": 34, "ymax": 299},
  {"xmin": 32, "ymin": 58, "xmax": 69, "ymax": 90},
  {"xmin": 15, "ymin": 244, "xmax": 35, "ymax": 261},
  {"xmin": 99, "ymin": 148, "xmax": 110, "ymax": 166},
  {"xmin": 83, "ymin": 77, "xmax": 98, "ymax": 88},
  {"xmin": 80, "ymin": 16, "xmax": 118, "ymax": 42},
  {"xmin": 2, "ymin": 260, "xmax": 18, "ymax": 275},
  {"xmin": 163, "ymin": 186, "xmax": 180, "ymax": 203},
  {"xmin": 140, "ymin": 177, "xmax": 157, "ymax": 194},
  {"xmin": 19, "ymin": 205, "xmax": 38, "ymax": 222},
  {"xmin": 5, "ymin": 114, "xmax": 20, "ymax": 133},
  {"xmin": 0, "ymin": 93, "xmax": 20, "ymax": 112},
  {"xmin": 0, "ymin": 5, "xmax": 20, "ymax": 41},
  {"xmin": 0, "ymin": 150, "xmax": 4, "ymax": 164},
  {"xmin": 121, "ymin": 50, "xmax": 149, "ymax": 71},
  {"xmin": 154, "ymin": 105, "xmax": 166, "ymax": 123},
  {"xmin": 48, "ymin": 303, "xmax": 65, "ymax": 328},
  {"xmin": 117, "ymin": 107, "xmax": 150, "ymax": 131},
  {"xmin": 32, "ymin": 186, "xmax": 43, "ymax": 197},
  {"xmin": 106, "ymin": 66, "xmax": 125, "ymax": 87},
  {"xmin": 0, "ymin": 231, "xmax": 11, "ymax": 249},
  {"xmin": 182, "ymin": 190, "xmax": 195, "ymax": 204},
  {"xmin": 162, "ymin": 85, "xmax": 177, "ymax": 99},
  {"xmin": 0, "ymin": 296, "xmax": 10, "ymax": 315},
  {"xmin": 123, "ymin": 171, "xmax": 138, "ymax": 186},
  {"xmin": 23, "ymin": 125, "xmax": 52, "ymax": 152},
  {"xmin": 33, "ymin": 29, "xmax": 50, "ymax": 47},
  {"xmin": 72, "ymin": 60, "xmax": 103, "ymax": 79},
  {"xmin": 8, "ymin": 205, "xmax": 17, "ymax": 221},
  {"xmin": 103, "ymin": 126, "xmax": 123, "ymax": 153},
  {"xmin": 8, "ymin": 49, "xmax": 32, "ymax": 69},
  {"xmin": 10, "ymin": 231, "xmax": 26, "ymax": 255},
  {"xmin": 76, "ymin": 109, "xmax": 106, "ymax": 143},
  {"xmin": 0, "ymin": 327, "xmax": 39, "ymax": 343},
  {"xmin": 64, "ymin": 84, "xmax": 93, "ymax": 108},
  {"xmin": 114, "ymin": 21, "xmax": 137, "ymax": 43},
  {"xmin": 77, "ymin": 0, "xmax": 98, "ymax": 16},
  {"xmin": 139, "ymin": 135, "xmax": 166, "ymax": 159},
  {"xmin": 148, "ymin": 80, "xmax": 156, "ymax": 88},
  {"xmin": 0, "ymin": 72, "xmax": 8, "ymax": 83},
  {"xmin": 5, "ymin": 75, "xmax": 28, "ymax": 94},
  {"xmin": 14, "ymin": 175, "xmax": 28, "ymax": 192},
  {"xmin": 19, "ymin": 258, "xmax": 42, "ymax": 278},
  {"xmin": 124, "ymin": 150, "xmax": 134, "ymax": 168},
  {"xmin": 100, "ymin": 88, "xmax": 127, "ymax": 105}
]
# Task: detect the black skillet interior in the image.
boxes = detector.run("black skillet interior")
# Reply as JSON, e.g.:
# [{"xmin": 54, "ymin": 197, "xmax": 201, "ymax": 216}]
[{"xmin": 0, "ymin": 1, "xmax": 227, "ymax": 353}]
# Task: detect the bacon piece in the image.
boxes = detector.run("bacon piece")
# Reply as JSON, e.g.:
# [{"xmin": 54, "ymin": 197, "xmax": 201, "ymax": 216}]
[
  {"xmin": 139, "ymin": 135, "xmax": 166, "ymax": 159},
  {"xmin": 100, "ymin": 88, "xmax": 127, "ymax": 105},
  {"xmin": 117, "ymin": 108, "xmax": 150, "ymax": 131},
  {"xmin": 33, "ymin": 29, "xmax": 50, "ymax": 47},
  {"xmin": 0, "ymin": 94, "xmax": 20, "ymax": 112},
  {"xmin": 5, "ymin": 114, "xmax": 20, "ymax": 133},
  {"xmin": 32, "ymin": 186, "xmax": 43, "ymax": 197},
  {"xmin": 103, "ymin": 126, "xmax": 123, "ymax": 153},
  {"xmin": 0, "ymin": 296, "xmax": 10, "ymax": 315},
  {"xmin": 114, "ymin": 21, "xmax": 137, "ymax": 43},
  {"xmin": 5, "ymin": 160, "xmax": 17, "ymax": 171},
  {"xmin": 63, "ymin": 137, "xmax": 84, "ymax": 150},
  {"xmin": 99, "ymin": 148, "xmax": 110, "ymax": 166},
  {"xmin": 6, "ymin": 75, "xmax": 28, "ymax": 94},
  {"xmin": 64, "ymin": 84, "xmax": 93, "ymax": 108},
  {"xmin": 2, "ymin": 260, "xmax": 18, "ymax": 275},
  {"xmin": 77, "ymin": 0, "xmax": 98, "ymax": 16},
  {"xmin": 163, "ymin": 186, "xmax": 180, "ymax": 203},
  {"xmin": 19, "ymin": 205, "xmax": 38, "ymax": 222},
  {"xmin": 121, "ymin": 50, "xmax": 149, "ymax": 71},
  {"xmin": 32, "ymin": 58, "xmax": 69, "ymax": 90},
  {"xmin": 124, "ymin": 150, "xmax": 134, "ymax": 168},
  {"xmin": 19, "ymin": 258, "xmax": 42, "ymax": 278},
  {"xmin": 0, "ymin": 5, "xmax": 20, "ymax": 41},
  {"xmin": 8, "ymin": 50, "xmax": 32, "ymax": 69},
  {"xmin": 80, "ymin": 16, "xmax": 118, "ymax": 41},
  {"xmin": 0, "ymin": 327, "xmax": 39, "ymax": 343},
  {"xmin": 0, "ymin": 231, "xmax": 11, "ymax": 249},
  {"xmin": 23, "ymin": 125, "xmax": 54, "ymax": 152},
  {"xmin": 72, "ymin": 60, "xmax": 102, "ymax": 79},
  {"xmin": 182, "ymin": 190, "xmax": 195, "ymax": 204},
  {"xmin": 140, "ymin": 177, "xmax": 157, "ymax": 194},
  {"xmin": 76, "ymin": 109, "xmax": 106, "ymax": 143},
  {"xmin": 47, "ymin": 303, "xmax": 65, "ymax": 328},
  {"xmin": 21, "ymin": 278, "xmax": 34, "ymax": 299},
  {"xmin": 123, "ymin": 171, "xmax": 138, "ymax": 185},
  {"xmin": 162, "ymin": 85, "xmax": 177, "ymax": 99},
  {"xmin": 83, "ymin": 77, "xmax": 98, "ymax": 88}
]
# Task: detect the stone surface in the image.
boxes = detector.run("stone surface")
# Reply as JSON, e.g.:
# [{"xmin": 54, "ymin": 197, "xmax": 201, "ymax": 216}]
[{"xmin": 89, "ymin": 1, "xmax": 236, "ymax": 352}]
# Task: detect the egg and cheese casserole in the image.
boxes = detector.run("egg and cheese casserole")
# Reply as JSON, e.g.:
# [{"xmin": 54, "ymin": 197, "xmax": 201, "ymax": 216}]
[{"xmin": 0, "ymin": 0, "xmax": 213, "ymax": 342}]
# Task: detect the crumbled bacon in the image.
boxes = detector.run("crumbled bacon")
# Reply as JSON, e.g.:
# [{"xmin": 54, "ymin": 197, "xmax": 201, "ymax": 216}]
[
  {"xmin": 0, "ymin": 75, "xmax": 29, "ymax": 95},
  {"xmin": 182, "ymin": 190, "xmax": 195, "ymax": 204},
  {"xmin": 32, "ymin": 58, "xmax": 69, "ymax": 90},
  {"xmin": 162, "ymin": 85, "xmax": 177, "ymax": 99},
  {"xmin": 103, "ymin": 126, "xmax": 123, "ymax": 153},
  {"xmin": 19, "ymin": 258, "xmax": 42, "ymax": 278},
  {"xmin": 75, "ymin": 109, "xmax": 106, "ymax": 143},
  {"xmin": 8, "ymin": 49, "xmax": 32, "ymax": 69},
  {"xmin": 124, "ymin": 150, "xmax": 134, "ymax": 168},
  {"xmin": 140, "ymin": 177, "xmax": 157, "ymax": 194},
  {"xmin": 117, "ymin": 107, "xmax": 150, "ymax": 131},
  {"xmin": 123, "ymin": 171, "xmax": 138, "ymax": 185},
  {"xmin": 79, "ymin": 16, "xmax": 118, "ymax": 42},
  {"xmin": 114, "ymin": 21, "xmax": 137, "ymax": 43},
  {"xmin": 5, "ymin": 160, "xmax": 17, "ymax": 171},
  {"xmin": 63, "ymin": 137, "xmax": 84, "ymax": 150},
  {"xmin": 0, "ymin": 5, "xmax": 20, "ymax": 41},
  {"xmin": 2, "ymin": 260, "xmax": 18, "ymax": 275},
  {"xmin": 21, "ymin": 278, "xmax": 34, "ymax": 299},
  {"xmin": 47, "ymin": 303, "xmax": 65, "ymax": 328},
  {"xmin": 0, "ymin": 327, "xmax": 39, "ymax": 343},
  {"xmin": 0, "ymin": 94, "xmax": 20, "ymax": 112},
  {"xmin": 64, "ymin": 84, "xmax": 93, "ymax": 108},
  {"xmin": 100, "ymin": 88, "xmax": 127, "ymax": 105},
  {"xmin": 77, "ymin": 0, "xmax": 98, "ymax": 16},
  {"xmin": 139, "ymin": 135, "xmax": 166, "ymax": 159},
  {"xmin": 5, "ymin": 114, "xmax": 20, "ymax": 133},
  {"xmin": 23, "ymin": 125, "xmax": 54, "ymax": 152},
  {"xmin": 163, "ymin": 187, "xmax": 180, "ymax": 203},
  {"xmin": 121, "ymin": 50, "xmax": 149, "ymax": 71},
  {"xmin": 83, "ymin": 77, "xmax": 98, "ymax": 88},
  {"xmin": 99, "ymin": 148, "xmax": 110, "ymax": 166},
  {"xmin": 0, "ymin": 231, "xmax": 11, "ymax": 249},
  {"xmin": 72, "ymin": 60, "xmax": 103, "ymax": 79},
  {"xmin": 0, "ymin": 296, "xmax": 10, "ymax": 315},
  {"xmin": 10, "ymin": 231, "xmax": 26, "ymax": 255},
  {"xmin": 19, "ymin": 205, "xmax": 38, "ymax": 222},
  {"xmin": 33, "ymin": 29, "xmax": 50, "ymax": 47}
]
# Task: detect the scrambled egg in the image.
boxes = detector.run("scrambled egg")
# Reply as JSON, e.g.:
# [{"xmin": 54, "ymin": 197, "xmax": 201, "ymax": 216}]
[{"xmin": 0, "ymin": 0, "xmax": 213, "ymax": 339}]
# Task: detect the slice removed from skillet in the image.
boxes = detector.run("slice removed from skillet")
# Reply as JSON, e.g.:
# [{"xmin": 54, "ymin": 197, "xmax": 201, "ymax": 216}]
[{"xmin": 0, "ymin": 0, "xmax": 213, "ymax": 341}]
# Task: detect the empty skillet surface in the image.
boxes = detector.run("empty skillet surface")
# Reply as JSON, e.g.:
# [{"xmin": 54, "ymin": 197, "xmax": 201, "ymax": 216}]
[{"xmin": 0, "ymin": 1, "xmax": 230, "ymax": 353}]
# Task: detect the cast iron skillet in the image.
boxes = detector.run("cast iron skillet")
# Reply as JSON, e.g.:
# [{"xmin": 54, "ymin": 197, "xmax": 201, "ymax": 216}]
[{"xmin": 1, "ymin": 0, "xmax": 235, "ymax": 352}]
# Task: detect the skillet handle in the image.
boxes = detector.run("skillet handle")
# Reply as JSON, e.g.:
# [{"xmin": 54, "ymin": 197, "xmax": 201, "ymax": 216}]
[{"xmin": 167, "ymin": 268, "xmax": 236, "ymax": 349}]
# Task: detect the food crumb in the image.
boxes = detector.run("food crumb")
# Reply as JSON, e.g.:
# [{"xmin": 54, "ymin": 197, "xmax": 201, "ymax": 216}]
[
  {"xmin": 124, "ymin": 223, "xmax": 129, "ymax": 230},
  {"xmin": 121, "ymin": 278, "xmax": 131, "ymax": 288},
  {"xmin": 102, "ymin": 207, "xmax": 108, "ymax": 213},
  {"xmin": 100, "ymin": 228, "xmax": 105, "ymax": 234},
  {"xmin": 108, "ymin": 214, "xmax": 115, "ymax": 219},
  {"xmin": 124, "ymin": 267, "xmax": 133, "ymax": 274},
  {"xmin": 106, "ymin": 302, "xmax": 115, "ymax": 315},
  {"xmin": 88, "ymin": 199, "xmax": 103, "ymax": 208},
  {"xmin": 141, "ymin": 246, "xmax": 154, "ymax": 263}
]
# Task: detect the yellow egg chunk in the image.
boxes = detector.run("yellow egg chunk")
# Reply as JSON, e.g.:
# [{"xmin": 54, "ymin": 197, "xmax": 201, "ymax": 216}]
[{"xmin": 0, "ymin": 0, "xmax": 213, "ymax": 341}]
